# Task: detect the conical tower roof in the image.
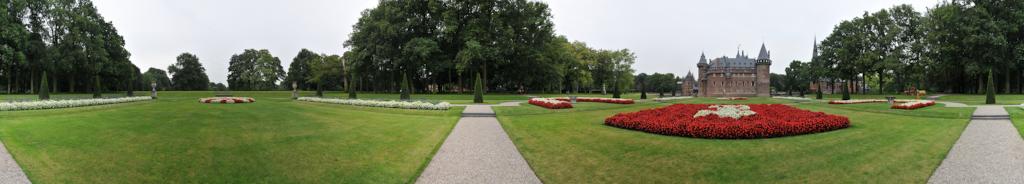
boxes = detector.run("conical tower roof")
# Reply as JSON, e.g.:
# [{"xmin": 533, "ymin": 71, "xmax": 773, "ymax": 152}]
[
  {"xmin": 757, "ymin": 43, "xmax": 770, "ymax": 60},
  {"xmin": 698, "ymin": 52, "xmax": 707, "ymax": 64}
]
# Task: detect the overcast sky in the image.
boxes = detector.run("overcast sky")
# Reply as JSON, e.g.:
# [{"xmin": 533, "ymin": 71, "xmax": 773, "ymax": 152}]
[{"xmin": 92, "ymin": 0, "xmax": 939, "ymax": 83}]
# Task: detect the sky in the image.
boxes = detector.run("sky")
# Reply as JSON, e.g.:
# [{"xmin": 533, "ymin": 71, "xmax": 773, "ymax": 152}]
[{"xmin": 92, "ymin": 0, "xmax": 939, "ymax": 84}]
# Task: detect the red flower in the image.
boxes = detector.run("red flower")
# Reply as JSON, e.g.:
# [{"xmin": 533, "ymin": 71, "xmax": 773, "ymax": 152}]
[
  {"xmin": 604, "ymin": 104, "xmax": 850, "ymax": 139},
  {"xmin": 554, "ymin": 97, "xmax": 634, "ymax": 104}
]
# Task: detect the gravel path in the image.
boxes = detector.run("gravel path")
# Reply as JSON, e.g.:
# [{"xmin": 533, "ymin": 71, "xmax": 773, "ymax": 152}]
[
  {"xmin": 928, "ymin": 106, "xmax": 1024, "ymax": 183},
  {"xmin": 416, "ymin": 105, "xmax": 541, "ymax": 184},
  {"xmin": 0, "ymin": 141, "xmax": 30, "ymax": 184}
]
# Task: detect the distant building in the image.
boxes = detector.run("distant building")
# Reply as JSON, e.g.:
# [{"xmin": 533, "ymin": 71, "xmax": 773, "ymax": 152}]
[
  {"xmin": 696, "ymin": 44, "xmax": 772, "ymax": 97},
  {"xmin": 680, "ymin": 71, "xmax": 696, "ymax": 96}
]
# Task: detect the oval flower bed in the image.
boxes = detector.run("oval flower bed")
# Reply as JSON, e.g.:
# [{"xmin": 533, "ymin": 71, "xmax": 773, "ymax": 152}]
[
  {"xmin": 0, "ymin": 96, "xmax": 153, "ymax": 111},
  {"xmin": 529, "ymin": 98, "xmax": 573, "ymax": 109},
  {"xmin": 604, "ymin": 104, "xmax": 850, "ymax": 139},
  {"xmin": 199, "ymin": 97, "xmax": 255, "ymax": 104},
  {"xmin": 296, "ymin": 97, "xmax": 450, "ymax": 110},
  {"xmin": 830, "ymin": 99, "xmax": 936, "ymax": 110},
  {"xmin": 554, "ymin": 97, "xmax": 634, "ymax": 104},
  {"xmin": 716, "ymin": 97, "xmax": 748, "ymax": 100}
]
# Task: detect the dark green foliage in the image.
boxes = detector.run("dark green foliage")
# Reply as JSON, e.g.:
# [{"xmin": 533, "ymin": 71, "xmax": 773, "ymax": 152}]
[
  {"xmin": 143, "ymin": 68, "xmax": 172, "ymax": 90},
  {"xmin": 400, "ymin": 73, "xmax": 410, "ymax": 101},
  {"xmin": 348, "ymin": 73, "xmax": 357, "ymax": 99},
  {"xmin": 93, "ymin": 75, "xmax": 102, "ymax": 98},
  {"xmin": 474, "ymin": 73, "xmax": 483, "ymax": 103},
  {"xmin": 168, "ymin": 53, "xmax": 210, "ymax": 90},
  {"xmin": 227, "ymin": 49, "xmax": 285, "ymax": 91},
  {"xmin": 38, "ymin": 71, "xmax": 49, "ymax": 100},
  {"xmin": 987, "ymin": 69, "xmax": 996, "ymax": 104},
  {"xmin": 636, "ymin": 73, "xmax": 647, "ymax": 99}
]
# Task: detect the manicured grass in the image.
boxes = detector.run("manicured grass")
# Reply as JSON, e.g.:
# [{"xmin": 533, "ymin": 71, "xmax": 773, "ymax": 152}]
[
  {"xmin": 1006, "ymin": 106, "xmax": 1024, "ymax": 138},
  {"xmin": 937, "ymin": 94, "xmax": 1024, "ymax": 105},
  {"xmin": 494, "ymin": 98, "xmax": 973, "ymax": 183},
  {"xmin": 0, "ymin": 91, "xmax": 462, "ymax": 183}
]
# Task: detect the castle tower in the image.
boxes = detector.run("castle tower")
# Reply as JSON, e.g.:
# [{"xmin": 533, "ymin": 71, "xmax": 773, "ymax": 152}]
[
  {"xmin": 681, "ymin": 71, "xmax": 695, "ymax": 96},
  {"xmin": 755, "ymin": 43, "xmax": 772, "ymax": 97},
  {"xmin": 696, "ymin": 52, "xmax": 708, "ymax": 97}
]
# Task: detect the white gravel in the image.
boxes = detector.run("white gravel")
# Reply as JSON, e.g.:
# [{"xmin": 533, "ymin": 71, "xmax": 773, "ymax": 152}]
[
  {"xmin": 416, "ymin": 105, "xmax": 541, "ymax": 184},
  {"xmin": 0, "ymin": 141, "xmax": 30, "ymax": 184},
  {"xmin": 928, "ymin": 106, "xmax": 1024, "ymax": 183}
]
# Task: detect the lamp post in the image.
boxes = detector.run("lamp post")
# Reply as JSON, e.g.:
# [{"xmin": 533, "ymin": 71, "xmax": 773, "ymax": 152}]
[{"xmin": 150, "ymin": 82, "xmax": 158, "ymax": 99}]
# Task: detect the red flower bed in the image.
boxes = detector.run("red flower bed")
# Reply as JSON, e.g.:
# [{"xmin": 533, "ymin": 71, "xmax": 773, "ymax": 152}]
[
  {"xmin": 554, "ymin": 97, "xmax": 634, "ymax": 104},
  {"xmin": 529, "ymin": 98, "xmax": 573, "ymax": 109},
  {"xmin": 604, "ymin": 104, "xmax": 850, "ymax": 139}
]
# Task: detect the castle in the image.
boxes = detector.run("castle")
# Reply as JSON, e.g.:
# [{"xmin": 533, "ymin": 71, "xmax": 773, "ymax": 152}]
[{"xmin": 691, "ymin": 44, "xmax": 772, "ymax": 97}]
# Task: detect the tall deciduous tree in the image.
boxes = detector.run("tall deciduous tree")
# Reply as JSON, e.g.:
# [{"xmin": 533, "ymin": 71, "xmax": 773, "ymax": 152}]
[
  {"xmin": 168, "ymin": 53, "xmax": 210, "ymax": 90},
  {"xmin": 227, "ymin": 49, "xmax": 285, "ymax": 91}
]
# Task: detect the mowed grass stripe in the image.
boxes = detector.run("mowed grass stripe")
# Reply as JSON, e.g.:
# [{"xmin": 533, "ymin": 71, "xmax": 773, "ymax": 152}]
[
  {"xmin": 495, "ymin": 98, "xmax": 971, "ymax": 183},
  {"xmin": 0, "ymin": 92, "xmax": 460, "ymax": 183}
]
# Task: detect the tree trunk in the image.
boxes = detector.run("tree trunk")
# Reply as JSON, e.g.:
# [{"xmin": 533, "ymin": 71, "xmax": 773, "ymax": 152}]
[
  {"xmin": 69, "ymin": 75, "xmax": 75, "ymax": 93},
  {"xmin": 878, "ymin": 71, "xmax": 884, "ymax": 95},
  {"xmin": 830, "ymin": 78, "xmax": 836, "ymax": 94},
  {"xmin": 1005, "ymin": 68, "xmax": 1011, "ymax": 94}
]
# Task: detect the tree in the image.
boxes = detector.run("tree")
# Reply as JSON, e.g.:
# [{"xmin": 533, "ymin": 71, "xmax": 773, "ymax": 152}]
[
  {"xmin": 636, "ymin": 73, "xmax": 648, "ymax": 99},
  {"xmin": 227, "ymin": 49, "xmax": 285, "ymax": 91},
  {"xmin": 400, "ymin": 73, "xmax": 410, "ymax": 100},
  {"xmin": 168, "ymin": 53, "xmax": 210, "ymax": 90},
  {"xmin": 307, "ymin": 54, "xmax": 342, "ymax": 97},
  {"xmin": 474, "ymin": 73, "xmax": 483, "ymax": 103},
  {"xmin": 987, "ymin": 69, "xmax": 996, "ymax": 104},
  {"xmin": 143, "ymin": 68, "xmax": 172, "ymax": 90},
  {"xmin": 348, "ymin": 73, "xmax": 357, "ymax": 99},
  {"xmin": 285, "ymin": 49, "xmax": 317, "ymax": 91},
  {"xmin": 39, "ymin": 71, "xmax": 49, "ymax": 100}
]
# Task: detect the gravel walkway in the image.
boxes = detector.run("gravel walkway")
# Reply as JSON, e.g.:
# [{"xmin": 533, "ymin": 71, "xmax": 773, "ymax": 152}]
[
  {"xmin": 928, "ymin": 106, "xmax": 1024, "ymax": 183},
  {"xmin": 0, "ymin": 141, "xmax": 30, "ymax": 184},
  {"xmin": 416, "ymin": 105, "xmax": 541, "ymax": 184}
]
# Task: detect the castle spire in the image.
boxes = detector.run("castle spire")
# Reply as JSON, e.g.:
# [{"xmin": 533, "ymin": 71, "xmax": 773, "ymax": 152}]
[
  {"xmin": 757, "ymin": 43, "xmax": 770, "ymax": 60},
  {"xmin": 811, "ymin": 36, "xmax": 818, "ymax": 61},
  {"xmin": 698, "ymin": 52, "xmax": 707, "ymax": 64}
]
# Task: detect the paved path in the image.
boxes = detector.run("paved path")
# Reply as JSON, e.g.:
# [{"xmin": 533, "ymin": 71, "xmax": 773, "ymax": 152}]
[
  {"xmin": 928, "ymin": 106, "xmax": 1024, "ymax": 183},
  {"xmin": 416, "ymin": 104, "xmax": 541, "ymax": 184},
  {"xmin": 0, "ymin": 141, "xmax": 30, "ymax": 184}
]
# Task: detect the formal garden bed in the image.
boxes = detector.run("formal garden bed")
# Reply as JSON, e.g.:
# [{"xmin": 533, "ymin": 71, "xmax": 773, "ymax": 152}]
[
  {"xmin": 716, "ymin": 97, "xmax": 748, "ymax": 100},
  {"xmin": 528, "ymin": 98, "xmax": 573, "ymax": 109},
  {"xmin": 199, "ymin": 97, "xmax": 256, "ymax": 104},
  {"xmin": 653, "ymin": 96, "xmax": 693, "ymax": 101},
  {"xmin": 296, "ymin": 97, "xmax": 451, "ymax": 110},
  {"xmin": 829, "ymin": 99, "xmax": 936, "ymax": 110},
  {"xmin": 0, "ymin": 96, "xmax": 153, "ymax": 111},
  {"xmin": 772, "ymin": 96, "xmax": 811, "ymax": 101},
  {"xmin": 604, "ymin": 104, "xmax": 850, "ymax": 139},
  {"xmin": 554, "ymin": 97, "xmax": 634, "ymax": 104}
]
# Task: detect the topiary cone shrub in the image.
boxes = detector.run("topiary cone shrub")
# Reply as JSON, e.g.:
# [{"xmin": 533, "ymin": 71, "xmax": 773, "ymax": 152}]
[
  {"xmin": 986, "ymin": 69, "xmax": 996, "ymax": 104},
  {"xmin": 39, "ymin": 71, "xmax": 50, "ymax": 100},
  {"xmin": 473, "ymin": 73, "xmax": 483, "ymax": 103},
  {"xmin": 400, "ymin": 73, "xmax": 410, "ymax": 101},
  {"xmin": 348, "ymin": 74, "xmax": 358, "ymax": 99}
]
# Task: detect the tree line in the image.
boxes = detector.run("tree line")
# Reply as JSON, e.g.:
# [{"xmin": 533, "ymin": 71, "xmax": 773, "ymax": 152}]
[
  {"xmin": 342, "ymin": 0, "xmax": 636, "ymax": 96},
  {"xmin": 780, "ymin": 1, "xmax": 1024, "ymax": 101},
  {"xmin": 1, "ymin": 0, "xmax": 141, "ymax": 98}
]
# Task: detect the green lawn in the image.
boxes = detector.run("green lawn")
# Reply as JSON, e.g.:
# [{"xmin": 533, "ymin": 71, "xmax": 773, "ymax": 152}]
[
  {"xmin": 0, "ymin": 91, "xmax": 463, "ymax": 183},
  {"xmin": 937, "ymin": 94, "xmax": 1024, "ymax": 105},
  {"xmin": 1006, "ymin": 107, "xmax": 1024, "ymax": 138},
  {"xmin": 495, "ymin": 97, "xmax": 973, "ymax": 183}
]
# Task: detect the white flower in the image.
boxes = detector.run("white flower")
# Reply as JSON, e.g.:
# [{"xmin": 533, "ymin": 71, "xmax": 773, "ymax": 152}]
[
  {"xmin": 653, "ymin": 96, "xmax": 692, "ymax": 101},
  {"xmin": 0, "ymin": 96, "xmax": 153, "ymax": 111},
  {"xmin": 296, "ymin": 97, "xmax": 451, "ymax": 110},
  {"xmin": 772, "ymin": 96, "xmax": 811, "ymax": 101},
  {"xmin": 693, "ymin": 105, "xmax": 756, "ymax": 119}
]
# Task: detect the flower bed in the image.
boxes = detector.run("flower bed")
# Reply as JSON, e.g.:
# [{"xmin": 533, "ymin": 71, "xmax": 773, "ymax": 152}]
[
  {"xmin": 715, "ymin": 97, "xmax": 748, "ymax": 100},
  {"xmin": 296, "ymin": 97, "xmax": 450, "ymax": 110},
  {"xmin": 528, "ymin": 98, "xmax": 573, "ymax": 109},
  {"xmin": 829, "ymin": 99, "xmax": 936, "ymax": 110},
  {"xmin": 0, "ymin": 96, "xmax": 153, "ymax": 111},
  {"xmin": 604, "ymin": 104, "xmax": 850, "ymax": 139},
  {"xmin": 891, "ymin": 100, "xmax": 936, "ymax": 110},
  {"xmin": 653, "ymin": 96, "xmax": 693, "ymax": 101},
  {"xmin": 554, "ymin": 97, "xmax": 634, "ymax": 104},
  {"xmin": 772, "ymin": 96, "xmax": 811, "ymax": 101},
  {"xmin": 199, "ymin": 97, "xmax": 255, "ymax": 104}
]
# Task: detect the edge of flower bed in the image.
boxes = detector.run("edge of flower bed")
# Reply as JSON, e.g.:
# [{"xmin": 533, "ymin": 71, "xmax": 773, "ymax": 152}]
[
  {"xmin": 296, "ymin": 97, "xmax": 451, "ymax": 110},
  {"xmin": 0, "ymin": 96, "xmax": 154, "ymax": 111}
]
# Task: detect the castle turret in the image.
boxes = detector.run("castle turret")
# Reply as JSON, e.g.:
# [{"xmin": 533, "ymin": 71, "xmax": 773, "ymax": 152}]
[
  {"xmin": 755, "ymin": 43, "xmax": 772, "ymax": 97},
  {"xmin": 696, "ymin": 52, "xmax": 708, "ymax": 97}
]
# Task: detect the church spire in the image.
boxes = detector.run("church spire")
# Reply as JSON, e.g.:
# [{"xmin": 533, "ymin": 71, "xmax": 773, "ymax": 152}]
[{"xmin": 811, "ymin": 36, "xmax": 818, "ymax": 61}]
